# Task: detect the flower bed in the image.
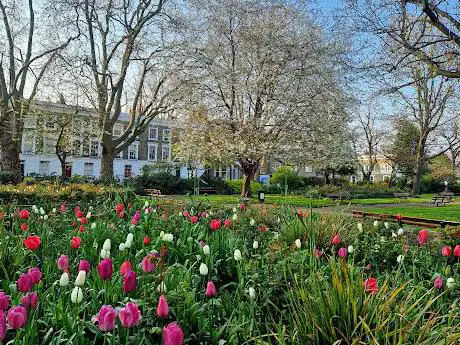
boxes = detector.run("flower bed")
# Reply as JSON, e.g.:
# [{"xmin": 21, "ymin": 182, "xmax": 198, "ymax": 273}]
[{"xmin": 0, "ymin": 201, "xmax": 459, "ymax": 344}]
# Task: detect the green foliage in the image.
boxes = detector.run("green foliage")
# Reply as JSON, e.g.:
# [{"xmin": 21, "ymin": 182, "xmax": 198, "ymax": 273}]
[
  {"xmin": 309, "ymin": 183, "xmax": 405, "ymax": 199},
  {"xmin": 0, "ymin": 171, "xmax": 18, "ymax": 184},
  {"xmin": 224, "ymin": 179, "xmax": 263, "ymax": 195},
  {"xmin": 270, "ymin": 166, "xmax": 304, "ymax": 191}
]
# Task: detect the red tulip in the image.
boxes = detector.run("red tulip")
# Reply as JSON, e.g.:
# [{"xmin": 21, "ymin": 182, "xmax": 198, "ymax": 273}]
[
  {"xmin": 79, "ymin": 225, "xmax": 85, "ymax": 232},
  {"xmin": 434, "ymin": 276, "xmax": 443, "ymax": 289},
  {"xmin": 363, "ymin": 278, "xmax": 378, "ymax": 294},
  {"xmin": 418, "ymin": 229, "xmax": 428, "ymax": 245},
  {"xmin": 163, "ymin": 322, "xmax": 184, "ymax": 345},
  {"xmin": 395, "ymin": 214, "xmax": 402, "ymax": 221},
  {"xmin": 23, "ymin": 235, "xmax": 41, "ymax": 251},
  {"xmin": 60, "ymin": 204, "xmax": 66, "ymax": 213},
  {"xmin": 98, "ymin": 258, "xmax": 113, "ymax": 280},
  {"xmin": 205, "ymin": 281, "xmax": 217, "ymax": 298},
  {"xmin": 21, "ymin": 292, "xmax": 38, "ymax": 310},
  {"xmin": 20, "ymin": 223, "xmax": 27, "ymax": 231},
  {"xmin": 27, "ymin": 267, "xmax": 42, "ymax": 285},
  {"xmin": 122, "ymin": 270, "xmax": 136, "ymax": 293},
  {"xmin": 0, "ymin": 292, "xmax": 9, "ymax": 311},
  {"xmin": 19, "ymin": 209, "xmax": 30, "ymax": 220},
  {"xmin": 118, "ymin": 211, "xmax": 124, "ymax": 218},
  {"xmin": 210, "ymin": 219, "xmax": 221, "ymax": 231},
  {"xmin": 78, "ymin": 260, "xmax": 90, "ymax": 273},
  {"xmin": 156, "ymin": 295, "xmax": 169, "ymax": 318},
  {"xmin": 259, "ymin": 225, "xmax": 267, "ymax": 233},
  {"xmin": 70, "ymin": 236, "xmax": 82, "ymax": 249},
  {"xmin": 183, "ymin": 211, "xmax": 189, "ymax": 218},
  {"xmin": 190, "ymin": 216, "xmax": 198, "ymax": 224},
  {"xmin": 331, "ymin": 234, "xmax": 341, "ymax": 245},
  {"xmin": 116, "ymin": 203, "xmax": 124, "ymax": 213},
  {"xmin": 143, "ymin": 236, "xmax": 150, "ymax": 245},
  {"xmin": 80, "ymin": 217, "xmax": 87, "ymax": 225},
  {"xmin": 454, "ymin": 245, "xmax": 460, "ymax": 257},
  {"xmin": 224, "ymin": 219, "xmax": 231, "ymax": 228},
  {"xmin": 75, "ymin": 211, "xmax": 83, "ymax": 219},
  {"xmin": 17, "ymin": 273, "xmax": 32, "ymax": 292},
  {"xmin": 141, "ymin": 253, "xmax": 158, "ymax": 273},
  {"xmin": 71, "ymin": 221, "xmax": 77, "ymax": 227},
  {"xmin": 120, "ymin": 261, "xmax": 132, "ymax": 275},
  {"xmin": 7, "ymin": 305, "xmax": 27, "ymax": 329},
  {"xmin": 441, "ymin": 246, "xmax": 452, "ymax": 257},
  {"xmin": 313, "ymin": 248, "xmax": 323, "ymax": 258}
]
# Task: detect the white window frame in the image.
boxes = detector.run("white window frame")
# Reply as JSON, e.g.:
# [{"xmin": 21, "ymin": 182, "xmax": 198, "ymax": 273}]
[
  {"xmin": 124, "ymin": 164, "xmax": 132, "ymax": 178},
  {"xmin": 89, "ymin": 139, "xmax": 100, "ymax": 157},
  {"xmin": 161, "ymin": 145, "xmax": 170, "ymax": 160},
  {"xmin": 128, "ymin": 144, "xmax": 138, "ymax": 160},
  {"xmin": 148, "ymin": 143, "xmax": 158, "ymax": 161},
  {"xmin": 162, "ymin": 128, "xmax": 170, "ymax": 142},
  {"xmin": 148, "ymin": 127, "xmax": 158, "ymax": 140},
  {"xmin": 21, "ymin": 135, "xmax": 35, "ymax": 154},
  {"xmin": 83, "ymin": 162, "xmax": 94, "ymax": 177}
]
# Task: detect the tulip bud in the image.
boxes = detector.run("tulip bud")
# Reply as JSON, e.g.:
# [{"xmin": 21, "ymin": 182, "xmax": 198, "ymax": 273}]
[
  {"xmin": 52, "ymin": 208, "xmax": 57, "ymax": 213},
  {"xmin": 157, "ymin": 281, "xmax": 167, "ymax": 293},
  {"xmin": 373, "ymin": 220, "xmax": 379, "ymax": 227},
  {"xmin": 347, "ymin": 245, "xmax": 354, "ymax": 254},
  {"xmin": 91, "ymin": 223, "xmax": 96, "ymax": 230},
  {"xmin": 357, "ymin": 223, "xmax": 363, "ymax": 232},
  {"xmin": 234, "ymin": 249, "xmax": 242, "ymax": 261},
  {"xmin": 71, "ymin": 286, "xmax": 83, "ymax": 304},
  {"xmin": 202, "ymin": 245, "xmax": 210, "ymax": 255},
  {"xmin": 74, "ymin": 270, "xmax": 86, "ymax": 286},
  {"xmin": 59, "ymin": 272, "xmax": 70, "ymax": 286},
  {"xmin": 294, "ymin": 239, "xmax": 301, "ymax": 249},
  {"xmin": 100, "ymin": 249, "xmax": 110, "ymax": 258},
  {"xmin": 232, "ymin": 207, "xmax": 237, "ymax": 213},
  {"xmin": 232, "ymin": 214, "xmax": 238, "ymax": 221},
  {"xmin": 163, "ymin": 234, "xmax": 174, "ymax": 242},
  {"xmin": 102, "ymin": 239, "xmax": 111, "ymax": 251},
  {"xmin": 397, "ymin": 255, "xmax": 404, "ymax": 263},
  {"xmin": 199, "ymin": 263, "xmax": 208, "ymax": 276},
  {"xmin": 398, "ymin": 228, "xmax": 404, "ymax": 236},
  {"xmin": 446, "ymin": 278, "xmax": 455, "ymax": 289},
  {"xmin": 384, "ymin": 222, "xmax": 389, "ymax": 229},
  {"xmin": 159, "ymin": 231, "xmax": 165, "ymax": 239},
  {"xmin": 43, "ymin": 215, "xmax": 48, "ymax": 221},
  {"xmin": 119, "ymin": 243, "xmax": 126, "ymax": 251},
  {"xmin": 250, "ymin": 218, "xmax": 256, "ymax": 226},
  {"xmin": 253, "ymin": 241, "xmax": 259, "ymax": 249},
  {"xmin": 248, "ymin": 287, "xmax": 256, "ymax": 299}
]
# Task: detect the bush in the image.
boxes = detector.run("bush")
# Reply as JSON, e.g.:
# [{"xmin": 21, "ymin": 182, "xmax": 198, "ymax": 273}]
[
  {"xmin": 0, "ymin": 171, "xmax": 18, "ymax": 184},
  {"xmin": 224, "ymin": 179, "xmax": 263, "ymax": 195},
  {"xmin": 310, "ymin": 183, "xmax": 405, "ymax": 199},
  {"xmin": 129, "ymin": 171, "xmax": 183, "ymax": 195},
  {"xmin": 270, "ymin": 166, "xmax": 304, "ymax": 191}
]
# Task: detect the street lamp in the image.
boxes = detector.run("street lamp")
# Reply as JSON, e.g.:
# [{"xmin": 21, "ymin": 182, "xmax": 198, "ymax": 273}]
[{"xmin": 444, "ymin": 180, "xmax": 449, "ymax": 192}]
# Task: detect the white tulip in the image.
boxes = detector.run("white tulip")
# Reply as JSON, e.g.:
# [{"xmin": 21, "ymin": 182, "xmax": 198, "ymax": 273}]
[
  {"xmin": 59, "ymin": 272, "xmax": 70, "ymax": 286},
  {"xmin": 234, "ymin": 249, "xmax": 242, "ymax": 261},
  {"xmin": 199, "ymin": 263, "xmax": 209, "ymax": 275},
  {"xmin": 357, "ymin": 223, "xmax": 363, "ymax": 232},
  {"xmin": 232, "ymin": 207, "xmax": 237, "ymax": 213},
  {"xmin": 74, "ymin": 270, "xmax": 86, "ymax": 286},
  {"xmin": 157, "ymin": 281, "xmax": 167, "ymax": 293},
  {"xmin": 384, "ymin": 222, "xmax": 389, "ymax": 229},
  {"xmin": 126, "ymin": 233, "xmax": 134, "ymax": 243},
  {"xmin": 86, "ymin": 212, "xmax": 91, "ymax": 219},
  {"xmin": 398, "ymin": 228, "xmax": 404, "ymax": 236},
  {"xmin": 179, "ymin": 212, "xmax": 183, "ymax": 217},
  {"xmin": 52, "ymin": 208, "xmax": 57, "ymax": 213},
  {"xmin": 373, "ymin": 220, "xmax": 379, "ymax": 227},
  {"xmin": 91, "ymin": 223, "xmax": 97, "ymax": 230},
  {"xmin": 159, "ymin": 231, "xmax": 165, "ymax": 239},
  {"xmin": 295, "ymin": 239, "xmax": 301, "ymax": 249},
  {"xmin": 397, "ymin": 255, "xmax": 404, "ymax": 263},
  {"xmin": 43, "ymin": 215, "xmax": 48, "ymax": 221},
  {"xmin": 249, "ymin": 218, "xmax": 256, "ymax": 226},
  {"xmin": 203, "ymin": 245, "xmax": 210, "ymax": 255},
  {"xmin": 248, "ymin": 287, "xmax": 256, "ymax": 299},
  {"xmin": 119, "ymin": 243, "xmax": 126, "ymax": 251},
  {"xmin": 71, "ymin": 286, "xmax": 83, "ymax": 304},
  {"xmin": 163, "ymin": 234, "xmax": 174, "ymax": 242},
  {"xmin": 232, "ymin": 214, "xmax": 238, "ymax": 221},
  {"xmin": 100, "ymin": 249, "xmax": 110, "ymax": 258},
  {"xmin": 144, "ymin": 201, "xmax": 149, "ymax": 208},
  {"xmin": 253, "ymin": 241, "xmax": 259, "ymax": 249},
  {"xmin": 391, "ymin": 231, "xmax": 397, "ymax": 238},
  {"xmin": 277, "ymin": 217, "xmax": 281, "ymax": 223},
  {"xmin": 347, "ymin": 245, "xmax": 354, "ymax": 254},
  {"xmin": 102, "ymin": 239, "xmax": 111, "ymax": 251},
  {"xmin": 447, "ymin": 278, "xmax": 455, "ymax": 289},
  {"xmin": 380, "ymin": 236, "xmax": 386, "ymax": 243},
  {"xmin": 40, "ymin": 208, "xmax": 45, "ymax": 215}
]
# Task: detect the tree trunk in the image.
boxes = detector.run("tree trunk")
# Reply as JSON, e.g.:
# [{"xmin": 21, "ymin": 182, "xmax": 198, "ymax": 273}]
[
  {"xmin": 100, "ymin": 133, "xmax": 115, "ymax": 183},
  {"xmin": 239, "ymin": 159, "xmax": 260, "ymax": 197},
  {"xmin": 411, "ymin": 136, "xmax": 427, "ymax": 196},
  {"xmin": 0, "ymin": 120, "xmax": 21, "ymax": 183},
  {"xmin": 324, "ymin": 171, "xmax": 330, "ymax": 184}
]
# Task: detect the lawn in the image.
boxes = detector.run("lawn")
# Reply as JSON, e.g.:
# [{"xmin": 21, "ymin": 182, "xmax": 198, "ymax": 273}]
[{"xmin": 358, "ymin": 203, "xmax": 460, "ymax": 221}]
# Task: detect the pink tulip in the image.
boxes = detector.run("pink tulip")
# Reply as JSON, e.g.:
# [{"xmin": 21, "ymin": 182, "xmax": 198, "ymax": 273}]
[
  {"xmin": 7, "ymin": 306, "xmax": 27, "ymax": 329},
  {"xmin": 141, "ymin": 253, "xmax": 157, "ymax": 273},
  {"xmin": 120, "ymin": 261, "xmax": 132, "ymax": 275},
  {"xmin": 122, "ymin": 270, "xmax": 136, "ymax": 293},
  {"xmin": 0, "ymin": 311, "xmax": 5, "ymax": 342},
  {"xmin": 331, "ymin": 234, "xmax": 341, "ymax": 245},
  {"xmin": 17, "ymin": 273, "xmax": 32, "ymax": 292},
  {"xmin": 78, "ymin": 260, "xmax": 90, "ymax": 273},
  {"xmin": 21, "ymin": 292, "xmax": 38, "ymax": 310},
  {"xmin": 156, "ymin": 295, "xmax": 169, "ymax": 318},
  {"xmin": 205, "ymin": 281, "xmax": 217, "ymax": 298},
  {"xmin": 338, "ymin": 247, "xmax": 348, "ymax": 258},
  {"xmin": 441, "ymin": 246, "xmax": 452, "ymax": 257},
  {"xmin": 28, "ymin": 267, "xmax": 42, "ymax": 285},
  {"xmin": 434, "ymin": 276, "xmax": 444, "ymax": 289},
  {"xmin": 418, "ymin": 229, "xmax": 428, "ymax": 245},
  {"xmin": 57, "ymin": 255, "xmax": 70, "ymax": 271},
  {"xmin": 163, "ymin": 322, "xmax": 184, "ymax": 345},
  {"xmin": 119, "ymin": 302, "xmax": 141, "ymax": 328},
  {"xmin": 0, "ymin": 292, "xmax": 10, "ymax": 311},
  {"xmin": 98, "ymin": 258, "xmax": 113, "ymax": 280},
  {"xmin": 224, "ymin": 219, "xmax": 231, "ymax": 228},
  {"xmin": 133, "ymin": 211, "xmax": 141, "ymax": 221},
  {"xmin": 313, "ymin": 248, "xmax": 323, "ymax": 258},
  {"xmin": 454, "ymin": 244, "xmax": 460, "ymax": 257},
  {"xmin": 96, "ymin": 305, "xmax": 117, "ymax": 331}
]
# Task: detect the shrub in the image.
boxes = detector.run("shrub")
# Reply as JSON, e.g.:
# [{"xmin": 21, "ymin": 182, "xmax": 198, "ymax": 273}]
[
  {"xmin": 224, "ymin": 178, "xmax": 263, "ymax": 195},
  {"xmin": 270, "ymin": 166, "xmax": 304, "ymax": 191},
  {"xmin": 0, "ymin": 171, "xmax": 18, "ymax": 184}
]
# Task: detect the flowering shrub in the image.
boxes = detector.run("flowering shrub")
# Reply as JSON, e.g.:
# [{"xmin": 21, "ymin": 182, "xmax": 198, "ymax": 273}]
[{"xmin": 0, "ymin": 199, "xmax": 458, "ymax": 344}]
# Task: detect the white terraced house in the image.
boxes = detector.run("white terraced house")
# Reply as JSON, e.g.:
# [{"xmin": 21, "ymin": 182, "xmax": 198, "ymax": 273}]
[{"xmin": 19, "ymin": 101, "xmax": 174, "ymax": 181}]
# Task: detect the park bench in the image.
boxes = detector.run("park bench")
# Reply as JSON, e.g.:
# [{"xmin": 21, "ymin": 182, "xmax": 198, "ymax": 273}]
[
  {"xmin": 430, "ymin": 192, "xmax": 454, "ymax": 207},
  {"xmin": 144, "ymin": 189, "xmax": 166, "ymax": 200},
  {"xmin": 197, "ymin": 186, "xmax": 217, "ymax": 194},
  {"xmin": 393, "ymin": 192, "xmax": 409, "ymax": 201}
]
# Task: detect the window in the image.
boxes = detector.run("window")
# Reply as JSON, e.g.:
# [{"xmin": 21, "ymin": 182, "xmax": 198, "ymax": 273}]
[
  {"xmin": 45, "ymin": 116, "xmax": 56, "ymax": 130},
  {"xmin": 113, "ymin": 124, "xmax": 123, "ymax": 137},
  {"xmin": 128, "ymin": 144, "xmax": 138, "ymax": 160},
  {"xmin": 72, "ymin": 120, "xmax": 82, "ymax": 137},
  {"xmin": 124, "ymin": 165, "xmax": 132, "ymax": 178},
  {"xmin": 148, "ymin": 144, "xmax": 157, "ymax": 161},
  {"xmin": 162, "ymin": 129, "xmax": 170, "ymax": 142},
  {"xmin": 72, "ymin": 139, "xmax": 82, "ymax": 156},
  {"xmin": 148, "ymin": 127, "xmax": 158, "ymax": 140},
  {"xmin": 161, "ymin": 146, "xmax": 170, "ymax": 160},
  {"xmin": 43, "ymin": 136, "xmax": 56, "ymax": 154},
  {"xmin": 39, "ymin": 161, "xmax": 50, "ymax": 175},
  {"xmin": 89, "ymin": 139, "xmax": 99, "ymax": 157},
  {"xmin": 84, "ymin": 162, "xmax": 94, "ymax": 177},
  {"xmin": 351, "ymin": 175, "xmax": 356, "ymax": 184},
  {"xmin": 21, "ymin": 136, "xmax": 35, "ymax": 154}
]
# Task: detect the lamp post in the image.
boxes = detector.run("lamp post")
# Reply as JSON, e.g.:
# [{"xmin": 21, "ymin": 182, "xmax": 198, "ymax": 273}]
[{"xmin": 444, "ymin": 180, "xmax": 449, "ymax": 193}]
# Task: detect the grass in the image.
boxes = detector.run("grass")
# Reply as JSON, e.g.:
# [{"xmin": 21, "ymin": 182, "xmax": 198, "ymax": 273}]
[
  {"xmin": 357, "ymin": 203, "xmax": 460, "ymax": 221},
  {"xmin": 139, "ymin": 193, "xmax": 436, "ymax": 208}
]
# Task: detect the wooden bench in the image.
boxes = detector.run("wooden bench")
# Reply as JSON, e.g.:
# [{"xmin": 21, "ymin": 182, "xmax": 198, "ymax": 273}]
[
  {"xmin": 144, "ymin": 189, "xmax": 165, "ymax": 200},
  {"xmin": 325, "ymin": 193, "xmax": 349, "ymax": 201},
  {"xmin": 197, "ymin": 187, "xmax": 217, "ymax": 194},
  {"xmin": 430, "ymin": 194, "xmax": 454, "ymax": 206},
  {"xmin": 393, "ymin": 192, "xmax": 409, "ymax": 201}
]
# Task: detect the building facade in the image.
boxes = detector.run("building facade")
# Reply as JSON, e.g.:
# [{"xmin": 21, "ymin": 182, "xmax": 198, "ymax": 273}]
[
  {"xmin": 20, "ymin": 101, "xmax": 173, "ymax": 181},
  {"xmin": 349, "ymin": 155, "xmax": 395, "ymax": 183}
]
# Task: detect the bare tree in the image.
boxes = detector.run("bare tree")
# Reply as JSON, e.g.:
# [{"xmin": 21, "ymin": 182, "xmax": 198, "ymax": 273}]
[
  {"xmin": 64, "ymin": 0, "xmax": 184, "ymax": 181},
  {"xmin": 0, "ymin": 0, "xmax": 76, "ymax": 181},
  {"xmin": 440, "ymin": 121, "xmax": 460, "ymax": 171}
]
